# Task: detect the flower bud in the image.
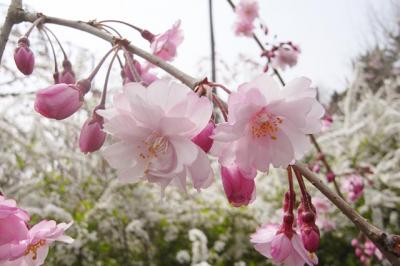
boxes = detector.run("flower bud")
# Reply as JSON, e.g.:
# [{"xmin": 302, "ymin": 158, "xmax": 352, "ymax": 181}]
[
  {"xmin": 301, "ymin": 211, "xmax": 315, "ymax": 224},
  {"xmin": 191, "ymin": 121, "xmax": 215, "ymax": 153},
  {"xmin": 141, "ymin": 29, "xmax": 155, "ymax": 43},
  {"xmin": 79, "ymin": 112, "xmax": 106, "ymax": 154},
  {"xmin": 312, "ymin": 163, "xmax": 320, "ymax": 173},
  {"xmin": 59, "ymin": 59, "xmax": 76, "ymax": 84},
  {"xmin": 355, "ymin": 248, "xmax": 362, "ymax": 257},
  {"xmin": 351, "ymin": 239, "xmax": 359, "ymax": 247},
  {"xmin": 34, "ymin": 83, "xmax": 83, "ymax": 120},
  {"xmin": 14, "ymin": 37, "xmax": 35, "ymax": 75},
  {"xmin": 283, "ymin": 213, "xmax": 294, "ymax": 225},
  {"xmin": 221, "ymin": 164, "xmax": 256, "ymax": 207},
  {"xmin": 326, "ymin": 172, "xmax": 335, "ymax": 183},
  {"xmin": 301, "ymin": 226, "xmax": 320, "ymax": 252}
]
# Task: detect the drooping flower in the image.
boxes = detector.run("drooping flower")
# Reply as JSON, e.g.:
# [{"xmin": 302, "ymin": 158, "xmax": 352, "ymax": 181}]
[
  {"xmin": 79, "ymin": 110, "xmax": 106, "ymax": 154},
  {"xmin": 0, "ymin": 196, "xmax": 30, "ymax": 262},
  {"xmin": 236, "ymin": 0, "xmax": 259, "ymax": 22},
  {"xmin": 251, "ymin": 223, "xmax": 318, "ymax": 265},
  {"xmin": 270, "ymin": 44, "xmax": 301, "ymax": 70},
  {"xmin": 191, "ymin": 120, "xmax": 215, "ymax": 153},
  {"xmin": 220, "ymin": 164, "xmax": 256, "ymax": 207},
  {"xmin": 14, "ymin": 37, "xmax": 35, "ymax": 75},
  {"xmin": 212, "ymin": 74, "xmax": 324, "ymax": 173},
  {"xmin": 4, "ymin": 220, "xmax": 73, "ymax": 266},
  {"xmin": 98, "ymin": 79, "xmax": 213, "ymax": 192},
  {"xmin": 342, "ymin": 174, "xmax": 364, "ymax": 202},
  {"xmin": 34, "ymin": 83, "xmax": 85, "ymax": 120},
  {"xmin": 151, "ymin": 20, "xmax": 183, "ymax": 62}
]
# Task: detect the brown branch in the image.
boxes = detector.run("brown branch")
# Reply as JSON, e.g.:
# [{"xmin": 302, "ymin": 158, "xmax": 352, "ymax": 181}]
[
  {"xmin": 294, "ymin": 163, "xmax": 400, "ymax": 265},
  {"xmin": 18, "ymin": 12, "xmax": 200, "ymax": 89},
  {"xmin": 0, "ymin": 0, "xmax": 22, "ymax": 63}
]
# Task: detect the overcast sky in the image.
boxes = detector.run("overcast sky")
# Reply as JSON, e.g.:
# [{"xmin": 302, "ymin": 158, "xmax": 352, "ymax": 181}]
[{"xmin": 0, "ymin": 0, "xmax": 397, "ymax": 98}]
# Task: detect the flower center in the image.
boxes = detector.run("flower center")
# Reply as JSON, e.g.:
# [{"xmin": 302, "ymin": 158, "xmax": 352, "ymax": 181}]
[
  {"xmin": 138, "ymin": 132, "xmax": 170, "ymax": 174},
  {"xmin": 24, "ymin": 239, "xmax": 46, "ymax": 260},
  {"xmin": 250, "ymin": 108, "xmax": 282, "ymax": 139}
]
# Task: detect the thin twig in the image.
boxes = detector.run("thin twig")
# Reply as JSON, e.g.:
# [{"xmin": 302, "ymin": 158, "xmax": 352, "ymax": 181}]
[
  {"xmin": 208, "ymin": 0, "xmax": 217, "ymax": 82},
  {"xmin": 0, "ymin": 0, "xmax": 22, "ymax": 63}
]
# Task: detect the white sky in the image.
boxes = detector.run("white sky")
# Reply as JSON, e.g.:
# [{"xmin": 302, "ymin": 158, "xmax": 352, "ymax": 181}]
[{"xmin": 0, "ymin": 0, "xmax": 397, "ymax": 98}]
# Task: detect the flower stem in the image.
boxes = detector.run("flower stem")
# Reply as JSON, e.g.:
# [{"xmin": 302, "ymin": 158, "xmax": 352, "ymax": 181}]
[
  {"xmin": 100, "ymin": 48, "xmax": 119, "ymax": 106},
  {"xmin": 40, "ymin": 28, "xmax": 59, "ymax": 80},
  {"xmin": 43, "ymin": 26, "xmax": 67, "ymax": 59},
  {"xmin": 122, "ymin": 47, "xmax": 141, "ymax": 82},
  {"xmin": 87, "ymin": 45, "xmax": 118, "ymax": 82},
  {"xmin": 208, "ymin": 0, "xmax": 217, "ymax": 82},
  {"xmin": 24, "ymin": 15, "xmax": 45, "ymax": 37},
  {"xmin": 98, "ymin": 19, "xmax": 144, "ymax": 33}
]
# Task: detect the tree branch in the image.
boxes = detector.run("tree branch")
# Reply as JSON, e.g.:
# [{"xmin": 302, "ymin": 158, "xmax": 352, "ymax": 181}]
[
  {"xmin": 18, "ymin": 12, "xmax": 200, "ymax": 89},
  {"xmin": 0, "ymin": 0, "xmax": 22, "ymax": 63},
  {"xmin": 294, "ymin": 163, "xmax": 400, "ymax": 265},
  {"xmin": 208, "ymin": 0, "xmax": 216, "ymax": 82}
]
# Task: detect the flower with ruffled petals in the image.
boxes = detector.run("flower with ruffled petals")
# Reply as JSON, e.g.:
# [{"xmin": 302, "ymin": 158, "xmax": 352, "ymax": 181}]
[
  {"xmin": 98, "ymin": 79, "xmax": 213, "ymax": 192},
  {"xmin": 212, "ymin": 74, "xmax": 324, "ymax": 173},
  {"xmin": 270, "ymin": 45, "xmax": 300, "ymax": 70},
  {"xmin": 342, "ymin": 174, "xmax": 364, "ymax": 202},
  {"xmin": 221, "ymin": 164, "xmax": 256, "ymax": 207},
  {"xmin": 236, "ymin": 0, "xmax": 259, "ymax": 22},
  {"xmin": 4, "ymin": 220, "xmax": 73, "ymax": 266},
  {"xmin": 151, "ymin": 21, "xmax": 183, "ymax": 62},
  {"xmin": 0, "ymin": 196, "xmax": 30, "ymax": 262},
  {"xmin": 251, "ymin": 223, "xmax": 318, "ymax": 265}
]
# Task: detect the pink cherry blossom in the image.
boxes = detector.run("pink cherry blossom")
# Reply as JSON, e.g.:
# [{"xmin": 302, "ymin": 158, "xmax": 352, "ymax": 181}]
[
  {"xmin": 3, "ymin": 220, "xmax": 73, "ymax": 266},
  {"xmin": 191, "ymin": 120, "xmax": 215, "ymax": 153},
  {"xmin": 212, "ymin": 74, "xmax": 324, "ymax": 173},
  {"xmin": 234, "ymin": 19, "xmax": 254, "ymax": 37},
  {"xmin": 34, "ymin": 83, "xmax": 84, "ymax": 120},
  {"xmin": 151, "ymin": 20, "xmax": 183, "ymax": 62},
  {"xmin": 97, "ymin": 79, "xmax": 214, "ymax": 192},
  {"xmin": 236, "ymin": 0, "xmax": 259, "ymax": 22},
  {"xmin": 79, "ymin": 112, "xmax": 106, "ymax": 154},
  {"xmin": 220, "ymin": 164, "xmax": 256, "ymax": 207},
  {"xmin": 270, "ymin": 45, "xmax": 301, "ymax": 70},
  {"xmin": 0, "ymin": 196, "xmax": 30, "ymax": 262},
  {"xmin": 251, "ymin": 223, "xmax": 318, "ymax": 265},
  {"xmin": 342, "ymin": 174, "xmax": 364, "ymax": 202},
  {"xmin": 14, "ymin": 37, "xmax": 35, "ymax": 75},
  {"xmin": 311, "ymin": 196, "xmax": 330, "ymax": 214}
]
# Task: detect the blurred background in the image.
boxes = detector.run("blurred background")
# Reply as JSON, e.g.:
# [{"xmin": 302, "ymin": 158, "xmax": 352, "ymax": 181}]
[{"xmin": 0, "ymin": 0, "xmax": 400, "ymax": 265}]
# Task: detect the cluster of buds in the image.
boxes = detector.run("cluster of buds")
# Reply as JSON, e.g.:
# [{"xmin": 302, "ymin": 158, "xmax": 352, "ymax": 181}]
[{"xmin": 351, "ymin": 238, "xmax": 383, "ymax": 265}]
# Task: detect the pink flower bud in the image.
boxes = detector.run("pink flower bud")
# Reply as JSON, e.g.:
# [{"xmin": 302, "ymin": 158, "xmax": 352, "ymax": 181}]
[
  {"xmin": 59, "ymin": 59, "xmax": 76, "ymax": 84},
  {"xmin": 79, "ymin": 112, "xmax": 106, "ymax": 154},
  {"xmin": 326, "ymin": 172, "xmax": 335, "ymax": 182},
  {"xmin": 351, "ymin": 239, "xmax": 359, "ymax": 247},
  {"xmin": 312, "ymin": 163, "xmax": 321, "ymax": 173},
  {"xmin": 191, "ymin": 121, "xmax": 215, "ymax": 153},
  {"xmin": 355, "ymin": 248, "xmax": 363, "ymax": 257},
  {"xmin": 221, "ymin": 164, "xmax": 256, "ymax": 207},
  {"xmin": 301, "ymin": 225, "xmax": 320, "ymax": 252},
  {"xmin": 14, "ymin": 37, "xmax": 35, "ymax": 75},
  {"xmin": 34, "ymin": 83, "xmax": 84, "ymax": 120},
  {"xmin": 141, "ymin": 29, "xmax": 155, "ymax": 43}
]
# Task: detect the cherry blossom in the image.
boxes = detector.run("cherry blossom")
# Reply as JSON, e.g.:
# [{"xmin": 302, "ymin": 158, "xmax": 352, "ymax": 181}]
[
  {"xmin": 98, "ymin": 79, "xmax": 214, "ymax": 192},
  {"xmin": 251, "ymin": 223, "xmax": 318, "ymax": 265},
  {"xmin": 151, "ymin": 20, "xmax": 183, "ymax": 62},
  {"xmin": 234, "ymin": 20, "xmax": 254, "ymax": 37},
  {"xmin": 212, "ymin": 74, "xmax": 324, "ymax": 173},
  {"xmin": 236, "ymin": 0, "xmax": 259, "ymax": 22},
  {"xmin": 3, "ymin": 220, "xmax": 73, "ymax": 266},
  {"xmin": 270, "ymin": 45, "xmax": 301, "ymax": 70}
]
